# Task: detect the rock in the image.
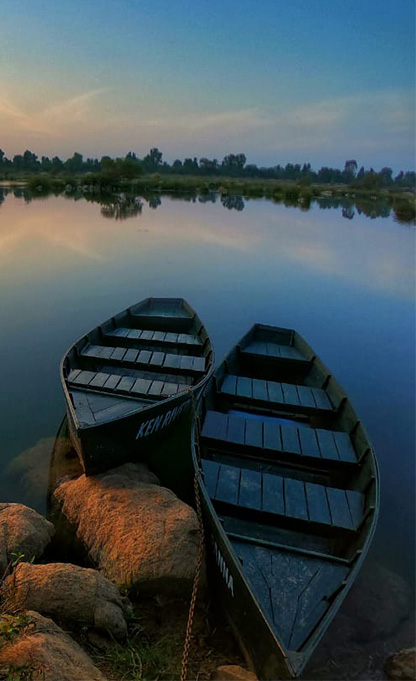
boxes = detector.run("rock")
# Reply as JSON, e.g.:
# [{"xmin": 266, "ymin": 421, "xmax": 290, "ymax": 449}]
[
  {"xmin": 1, "ymin": 562, "xmax": 127, "ymax": 639},
  {"xmin": 212, "ymin": 665, "xmax": 258, "ymax": 681},
  {"xmin": 0, "ymin": 503, "xmax": 55, "ymax": 574},
  {"xmin": 6, "ymin": 427, "xmax": 82, "ymax": 512},
  {"xmin": 53, "ymin": 462, "xmax": 201, "ymax": 595},
  {"xmin": 385, "ymin": 648, "xmax": 416, "ymax": 680},
  {"xmin": 6, "ymin": 437, "xmax": 56, "ymax": 510},
  {"xmin": 0, "ymin": 611, "xmax": 107, "ymax": 681}
]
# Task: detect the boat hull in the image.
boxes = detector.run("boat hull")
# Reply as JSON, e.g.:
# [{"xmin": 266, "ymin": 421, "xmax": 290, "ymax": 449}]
[
  {"xmin": 67, "ymin": 388, "xmax": 193, "ymax": 476},
  {"xmin": 192, "ymin": 322, "xmax": 379, "ymax": 679},
  {"xmin": 199, "ymin": 482, "xmax": 296, "ymax": 680},
  {"xmin": 60, "ymin": 297, "xmax": 214, "ymax": 479}
]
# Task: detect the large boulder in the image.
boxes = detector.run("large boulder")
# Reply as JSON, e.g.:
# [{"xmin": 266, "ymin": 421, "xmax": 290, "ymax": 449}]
[
  {"xmin": 1, "ymin": 562, "xmax": 127, "ymax": 639},
  {"xmin": 0, "ymin": 611, "xmax": 107, "ymax": 681},
  {"xmin": 385, "ymin": 648, "xmax": 416, "ymax": 680},
  {"xmin": 53, "ymin": 462, "xmax": 201, "ymax": 595},
  {"xmin": 0, "ymin": 503, "xmax": 55, "ymax": 573}
]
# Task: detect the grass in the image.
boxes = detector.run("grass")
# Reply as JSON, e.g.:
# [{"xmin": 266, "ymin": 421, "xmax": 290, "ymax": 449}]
[
  {"xmin": 83, "ymin": 596, "xmax": 243, "ymax": 681},
  {"xmin": 0, "ymin": 614, "xmax": 34, "ymax": 644}
]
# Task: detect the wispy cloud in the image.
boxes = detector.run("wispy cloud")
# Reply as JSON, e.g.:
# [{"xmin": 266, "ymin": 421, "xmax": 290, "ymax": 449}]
[
  {"xmin": 0, "ymin": 88, "xmax": 108, "ymax": 139},
  {"xmin": 0, "ymin": 86, "xmax": 413, "ymax": 168}
]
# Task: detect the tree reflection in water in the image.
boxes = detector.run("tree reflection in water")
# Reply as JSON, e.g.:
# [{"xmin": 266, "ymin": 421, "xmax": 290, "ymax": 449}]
[
  {"xmin": 221, "ymin": 195, "xmax": 245, "ymax": 211},
  {"xmin": 100, "ymin": 196, "xmax": 143, "ymax": 221},
  {"xmin": 2, "ymin": 185, "xmax": 414, "ymax": 225}
]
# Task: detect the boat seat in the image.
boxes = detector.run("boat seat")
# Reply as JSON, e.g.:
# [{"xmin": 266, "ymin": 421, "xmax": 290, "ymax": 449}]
[
  {"xmin": 68, "ymin": 369, "xmax": 189, "ymax": 398},
  {"xmin": 81, "ymin": 344, "xmax": 206, "ymax": 375},
  {"xmin": 129, "ymin": 309, "xmax": 194, "ymax": 332},
  {"xmin": 104, "ymin": 327, "xmax": 203, "ymax": 348},
  {"xmin": 220, "ymin": 374, "xmax": 333, "ymax": 413},
  {"xmin": 201, "ymin": 459, "xmax": 364, "ymax": 533},
  {"xmin": 201, "ymin": 410, "xmax": 357, "ymax": 465},
  {"xmin": 241, "ymin": 341, "xmax": 308, "ymax": 363}
]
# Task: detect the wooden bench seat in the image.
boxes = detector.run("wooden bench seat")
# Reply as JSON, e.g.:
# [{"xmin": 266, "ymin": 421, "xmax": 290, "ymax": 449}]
[
  {"xmin": 68, "ymin": 369, "xmax": 188, "ymax": 398},
  {"xmin": 241, "ymin": 341, "xmax": 308, "ymax": 362},
  {"xmin": 104, "ymin": 327, "xmax": 203, "ymax": 348},
  {"xmin": 81, "ymin": 344, "xmax": 206, "ymax": 375},
  {"xmin": 129, "ymin": 309, "xmax": 194, "ymax": 333},
  {"xmin": 201, "ymin": 459, "xmax": 364, "ymax": 532},
  {"xmin": 220, "ymin": 374, "xmax": 333, "ymax": 413},
  {"xmin": 201, "ymin": 410, "xmax": 357, "ymax": 465}
]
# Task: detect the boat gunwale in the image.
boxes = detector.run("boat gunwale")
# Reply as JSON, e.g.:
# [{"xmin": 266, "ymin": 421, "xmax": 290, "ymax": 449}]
[{"xmin": 60, "ymin": 297, "xmax": 215, "ymax": 433}]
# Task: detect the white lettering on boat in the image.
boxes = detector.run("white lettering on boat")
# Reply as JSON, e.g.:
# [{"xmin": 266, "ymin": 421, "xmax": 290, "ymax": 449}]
[
  {"xmin": 212, "ymin": 537, "xmax": 234, "ymax": 597},
  {"xmin": 135, "ymin": 401, "xmax": 189, "ymax": 439}
]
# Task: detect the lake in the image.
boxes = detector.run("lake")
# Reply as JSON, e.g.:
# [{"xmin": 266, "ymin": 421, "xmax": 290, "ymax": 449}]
[{"xmin": 0, "ymin": 187, "xmax": 414, "ymax": 673}]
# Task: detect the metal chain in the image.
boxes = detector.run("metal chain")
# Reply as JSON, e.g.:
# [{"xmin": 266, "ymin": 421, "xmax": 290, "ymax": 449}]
[{"xmin": 180, "ymin": 389, "xmax": 205, "ymax": 681}]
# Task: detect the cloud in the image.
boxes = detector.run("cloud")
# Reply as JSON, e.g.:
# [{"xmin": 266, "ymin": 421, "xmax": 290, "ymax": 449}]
[
  {"xmin": 0, "ymin": 88, "xmax": 108, "ymax": 139},
  {"xmin": 0, "ymin": 86, "xmax": 413, "ymax": 168}
]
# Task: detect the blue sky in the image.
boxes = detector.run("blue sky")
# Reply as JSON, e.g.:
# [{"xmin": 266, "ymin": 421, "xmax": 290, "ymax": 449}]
[{"xmin": 1, "ymin": 0, "xmax": 414, "ymax": 170}]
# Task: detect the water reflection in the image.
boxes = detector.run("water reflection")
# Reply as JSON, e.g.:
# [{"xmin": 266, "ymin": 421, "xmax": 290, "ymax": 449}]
[
  {"xmin": 99, "ymin": 196, "xmax": 143, "ymax": 221},
  {"xmin": 221, "ymin": 194, "xmax": 245, "ymax": 211},
  {"xmin": 2, "ymin": 183, "xmax": 413, "ymax": 224}
]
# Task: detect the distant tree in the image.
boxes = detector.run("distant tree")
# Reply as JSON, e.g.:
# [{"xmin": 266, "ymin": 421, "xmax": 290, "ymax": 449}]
[
  {"xmin": 355, "ymin": 169, "xmax": 383, "ymax": 190},
  {"xmin": 172, "ymin": 159, "xmax": 183, "ymax": 172},
  {"xmin": 182, "ymin": 157, "xmax": 199, "ymax": 174},
  {"xmin": 356, "ymin": 166, "xmax": 365, "ymax": 181},
  {"xmin": 12, "ymin": 154, "xmax": 26, "ymax": 172},
  {"xmin": 143, "ymin": 147, "xmax": 163, "ymax": 172},
  {"xmin": 343, "ymin": 159, "xmax": 358, "ymax": 182},
  {"xmin": 199, "ymin": 157, "xmax": 219, "ymax": 175},
  {"xmin": 120, "ymin": 156, "xmax": 143, "ymax": 179},
  {"xmin": 64, "ymin": 152, "xmax": 84, "ymax": 173},
  {"xmin": 99, "ymin": 155, "xmax": 143, "ymax": 180},
  {"xmin": 221, "ymin": 153, "xmax": 246, "ymax": 175},
  {"xmin": 23, "ymin": 150, "xmax": 40, "ymax": 172},
  {"xmin": 50, "ymin": 156, "xmax": 64, "ymax": 174},
  {"xmin": 400, "ymin": 171, "xmax": 416, "ymax": 188},
  {"xmin": 394, "ymin": 170, "xmax": 416, "ymax": 189},
  {"xmin": 244, "ymin": 163, "xmax": 260, "ymax": 177},
  {"xmin": 379, "ymin": 167, "xmax": 393, "ymax": 186},
  {"xmin": 41, "ymin": 156, "xmax": 52, "ymax": 172},
  {"xmin": 84, "ymin": 157, "xmax": 100, "ymax": 173}
]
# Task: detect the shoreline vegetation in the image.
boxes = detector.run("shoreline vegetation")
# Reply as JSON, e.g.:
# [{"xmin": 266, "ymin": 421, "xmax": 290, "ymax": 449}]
[{"xmin": 0, "ymin": 147, "xmax": 415, "ymax": 224}]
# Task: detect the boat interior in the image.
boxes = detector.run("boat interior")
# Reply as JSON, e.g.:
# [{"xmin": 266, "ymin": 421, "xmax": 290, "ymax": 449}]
[
  {"xmin": 62, "ymin": 298, "xmax": 213, "ymax": 426},
  {"xmin": 198, "ymin": 324, "xmax": 378, "ymax": 660}
]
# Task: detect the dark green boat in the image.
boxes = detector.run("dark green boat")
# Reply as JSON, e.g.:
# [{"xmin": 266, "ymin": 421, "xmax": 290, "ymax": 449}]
[
  {"xmin": 61, "ymin": 297, "xmax": 214, "ymax": 475},
  {"xmin": 192, "ymin": 324, "xmax": 379, "ymax": 680}
]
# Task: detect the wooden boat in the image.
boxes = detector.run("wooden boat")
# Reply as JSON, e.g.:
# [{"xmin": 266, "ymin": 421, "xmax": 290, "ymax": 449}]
[
  {"xmin": 192, "ymin": 324, "xmax": 379, "ymax": 680},
  {"xmin": 61, "ymin": 298, "xmax": 214, "ymax": 475}
]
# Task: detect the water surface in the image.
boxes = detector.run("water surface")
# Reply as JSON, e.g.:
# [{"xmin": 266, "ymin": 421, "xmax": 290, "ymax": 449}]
[{"xmin": 0, "ymin": 191, "xmax": 414, "ymax": 653}]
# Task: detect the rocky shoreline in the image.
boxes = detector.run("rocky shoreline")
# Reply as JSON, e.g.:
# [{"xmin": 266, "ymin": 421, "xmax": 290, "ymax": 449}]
[{"xmin": 0, "ymin": 428, "xmax": 414, "ymax": 680}]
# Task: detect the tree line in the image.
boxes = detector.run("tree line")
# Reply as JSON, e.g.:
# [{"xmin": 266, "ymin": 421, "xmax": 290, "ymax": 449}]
[{"xmin": 0, "ymin": 147, "xmax": 414, "ymax": 189}]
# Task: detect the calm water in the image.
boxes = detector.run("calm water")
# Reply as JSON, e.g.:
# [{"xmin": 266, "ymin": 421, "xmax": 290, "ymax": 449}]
[{"xmin": 0, "ymin": 189, "xmax": 415, "ymax": 593}]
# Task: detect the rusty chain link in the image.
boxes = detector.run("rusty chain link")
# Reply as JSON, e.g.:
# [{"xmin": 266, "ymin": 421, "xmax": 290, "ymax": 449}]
[{"xmin": 180, "ymin": 389, "xmax": 205, "ymax": 681}]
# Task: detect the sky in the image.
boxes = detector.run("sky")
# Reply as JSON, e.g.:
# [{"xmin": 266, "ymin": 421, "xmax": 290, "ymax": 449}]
[{"xmin": 0, "ymin": 0, "xmax": 414, "ymax": 171}]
